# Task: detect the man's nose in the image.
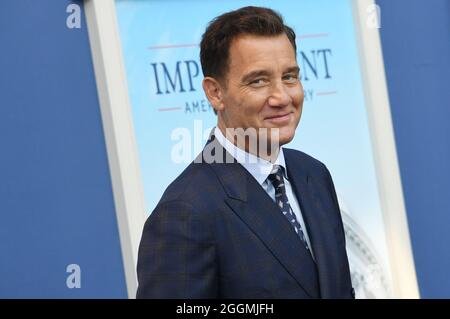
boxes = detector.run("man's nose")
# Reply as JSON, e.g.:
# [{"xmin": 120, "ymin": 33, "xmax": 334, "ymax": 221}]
[{"xmin": 268, "ymin": 82, "xmax": 291, "ymax": 107}]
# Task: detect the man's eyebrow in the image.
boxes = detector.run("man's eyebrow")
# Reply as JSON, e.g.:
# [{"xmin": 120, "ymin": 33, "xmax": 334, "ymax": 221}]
[
  {"xmin": 284, "ymin": 66, "xmax": 300, "ymax": 74},
  {"xmin": 241, "ymin": 70, "xmax": 271, "ymax": 83}
]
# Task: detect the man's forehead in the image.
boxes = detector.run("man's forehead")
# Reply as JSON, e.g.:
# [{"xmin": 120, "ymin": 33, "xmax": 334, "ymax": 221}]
[
  {"xmin": 228, "ymin": 35, "xmax": 297, "ymax": 70},
  {"xmin": 229, "ymin": 34, "xmax": 295, "ymax": 60}
]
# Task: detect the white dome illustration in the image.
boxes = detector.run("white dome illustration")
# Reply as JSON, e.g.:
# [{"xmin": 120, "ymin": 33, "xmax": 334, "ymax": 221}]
[{"xmin": 337, "ymin": 193, "xmax": 392, "ymax": 299}]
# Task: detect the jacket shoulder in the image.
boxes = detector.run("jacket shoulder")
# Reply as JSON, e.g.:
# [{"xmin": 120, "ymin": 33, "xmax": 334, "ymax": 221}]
[
  {"xmin": 283, "ymin": 147, "xmax": 329, "ymax": 176},
  {"xmin": 157, "ymin": 160, "xmax": 222, "ymax": 206}
]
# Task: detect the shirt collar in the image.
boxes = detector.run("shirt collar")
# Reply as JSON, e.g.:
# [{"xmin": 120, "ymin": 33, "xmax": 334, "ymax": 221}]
[{"xmin": 213, "ymin": 127, "xmax": 288, "ymax": 186}]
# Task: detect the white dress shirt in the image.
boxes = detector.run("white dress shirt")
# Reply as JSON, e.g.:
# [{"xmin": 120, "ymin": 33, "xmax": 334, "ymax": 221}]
[{"xmin": 214, "ymin": 127, "xmax": 314, "ymax": 258}]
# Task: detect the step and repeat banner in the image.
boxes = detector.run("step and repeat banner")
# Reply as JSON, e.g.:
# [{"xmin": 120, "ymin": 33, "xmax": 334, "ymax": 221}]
[{"xmin": 112, "ymin": 0, "xmax": 407, "ymax": 298}]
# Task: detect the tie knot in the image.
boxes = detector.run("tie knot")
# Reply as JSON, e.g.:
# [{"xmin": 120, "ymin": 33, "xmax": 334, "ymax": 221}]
[{"xmin": 267, "ymin": 165, "xmax": 284, "ymax": 186}]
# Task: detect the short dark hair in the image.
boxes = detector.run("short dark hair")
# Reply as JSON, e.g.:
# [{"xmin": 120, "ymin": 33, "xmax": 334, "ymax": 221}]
[{"xmin": 200, "ymin": 6, "xmax": 297, "ymax": 82}]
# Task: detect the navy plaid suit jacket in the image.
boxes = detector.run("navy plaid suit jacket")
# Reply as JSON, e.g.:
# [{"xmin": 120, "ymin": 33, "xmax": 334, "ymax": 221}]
[{"xmin": 136, "ymin": 134, "xmax": 353, "ymax": 298}]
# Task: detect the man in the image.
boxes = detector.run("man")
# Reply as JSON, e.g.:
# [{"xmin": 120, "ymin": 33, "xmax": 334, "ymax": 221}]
[{"xmin": 137, "ymin": 6, "xmax": 354, "ymax": 299}]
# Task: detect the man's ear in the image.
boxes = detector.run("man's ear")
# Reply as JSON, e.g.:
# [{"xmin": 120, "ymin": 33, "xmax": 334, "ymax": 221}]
[{"xmin": 202, "ymin": 77, "xmax": 226, "ymax": 113}]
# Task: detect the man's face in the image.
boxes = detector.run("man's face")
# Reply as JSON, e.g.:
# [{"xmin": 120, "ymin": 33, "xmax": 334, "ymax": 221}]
[{"xmin": 216, "ymin": 33, "xmax": 304, "ymax": 147}]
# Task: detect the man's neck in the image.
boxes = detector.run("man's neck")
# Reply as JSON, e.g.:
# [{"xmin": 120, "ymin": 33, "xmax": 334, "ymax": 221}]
[{"xmin": 217, "ymin": 123, "xmax": 280, "ymax": 163}]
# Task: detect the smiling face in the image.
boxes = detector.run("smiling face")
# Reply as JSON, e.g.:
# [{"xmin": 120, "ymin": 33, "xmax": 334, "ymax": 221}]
[{"xmin": 203, "ymin": 33, "xmax": 304, "ymax": 151}]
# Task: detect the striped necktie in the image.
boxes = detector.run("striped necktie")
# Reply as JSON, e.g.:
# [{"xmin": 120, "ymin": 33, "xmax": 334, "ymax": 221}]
[{"xmin": 268, "ymin": 165, "xmax": 311, "ymax": 253}]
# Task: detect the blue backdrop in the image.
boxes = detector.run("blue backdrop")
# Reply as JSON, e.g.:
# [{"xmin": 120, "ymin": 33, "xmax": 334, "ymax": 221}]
[
  {"xmin": 0, "ymin": 0, "xmax": 127, "ymax": 297},
  {"xmin": 377, "ymin": 0, "xmax": 450, "ymax": 298},
  {"xmin": 0, "ymin": 0, "xmax": 449, "ymax": 298}
]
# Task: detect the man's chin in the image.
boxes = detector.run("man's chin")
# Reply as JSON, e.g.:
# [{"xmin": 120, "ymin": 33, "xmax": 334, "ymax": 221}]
[
  {"xmin": 278, "ymin": 134, "xmax": 294, "ymax": 146},
  {"xmin": 277, "ymin": 127, "xmax": 296, "ymax": 146},
  {"xmin": 262, "ymin": 134, "xmax": 294, "ymax": 150}
]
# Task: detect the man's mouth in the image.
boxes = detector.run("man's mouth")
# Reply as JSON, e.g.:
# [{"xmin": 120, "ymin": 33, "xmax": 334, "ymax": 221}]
[{"xmin": 264, "ymin": 112, "xmax": 292, "ymax": 123}]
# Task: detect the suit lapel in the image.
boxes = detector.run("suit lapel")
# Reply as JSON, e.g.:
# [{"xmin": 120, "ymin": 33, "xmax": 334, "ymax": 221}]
[
  {"xmin": 205, "ymin": 138, "xmax": 320, "ymax": 298},
  {"xmin": 225, "ymin": 176, "xmax": 320, "ymax": 298},
  {"xmin": 284, "ymin": 149, "xmax": 343, "ymax": 298}
]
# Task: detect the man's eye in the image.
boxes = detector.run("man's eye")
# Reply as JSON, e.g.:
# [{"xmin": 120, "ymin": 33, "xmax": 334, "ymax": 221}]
[
  {"xmin": 283, "ymin": 74, "xmax": 298, "ymax": 82},
  {"xmin": 249, "ymin": 78, "xmax": 267, "ymax": 86}
]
